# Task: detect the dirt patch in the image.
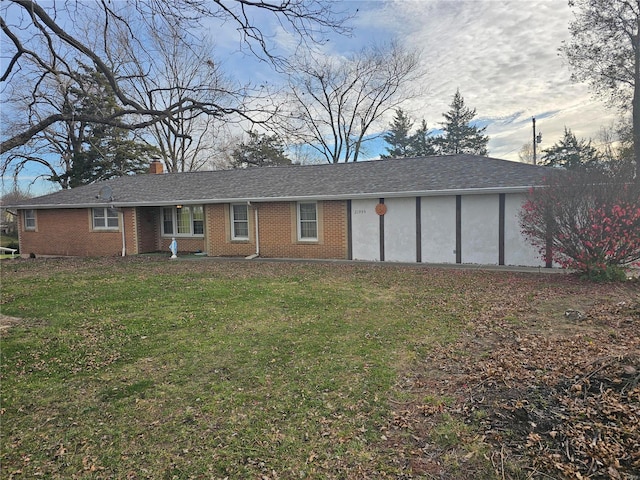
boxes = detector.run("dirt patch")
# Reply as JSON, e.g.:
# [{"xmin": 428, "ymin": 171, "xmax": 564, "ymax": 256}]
[
  {"xmin": 0, "ymin": 314, "xmax": 23, "ymax": 335},
  {"xmin": 0, "ymin": 314, "xmax": 47, "ymax": 336}
]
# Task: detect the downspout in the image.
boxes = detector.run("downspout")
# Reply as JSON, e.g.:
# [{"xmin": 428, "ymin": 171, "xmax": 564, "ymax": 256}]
[
  {"xmin": 245, "ymin": 202, "xmax": 260, "ymax": 259},
  {"xmin": 15, "ymin": 210, "xmax": 22, "ymax": 258},
  {"xmin": 120, "ymin": 209, "xmax": 126, "ymax": 257},
  {"xmin": 254, "ymin": 204, "xmax": 259, "ymax": 257}
]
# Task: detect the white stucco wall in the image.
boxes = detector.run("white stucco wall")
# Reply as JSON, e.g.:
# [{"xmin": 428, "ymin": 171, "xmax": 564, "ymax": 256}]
[
  {"xmin": 350, "ymin": 193, "xmax": 549, "ymax": 267},
  {"xmin": 461, "ymin": 195, "xmax": 499, "ymax": 264},
  {"xmin": 421, "ymin": 196, "xmax": 457, "ymax": 263},
  {"xmin": 384, "ymin": 197, "xmax": 417, "ymax": 262},
  {"xmin": 504, "ymin": 193, "xmax": 544, "ymax": 267},
  {"xmin": 351, "ymin": 198, "xmax": 380, "ymax": 261}
]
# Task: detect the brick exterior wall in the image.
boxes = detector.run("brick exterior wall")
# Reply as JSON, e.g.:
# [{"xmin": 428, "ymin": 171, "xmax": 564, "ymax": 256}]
[
  {"xmin": 158, "ymin": 236, "xmax": 206, "ymax": 254},
  {"xmin": 256, "ymin": 200, "xmax": 347, "ymax": 259},
  {"xmin": 137, "ymin": 207, "xmax": 159, "ymax": 253},
  {"xmin": 124, "ymin": 208, "xmax": 137, "ymax": 255},
  {"xmin": 138, "ymin": 207, "xmax": 205, "ymax": 254},
  {"xmin": 19, "ymin": 208, "xmax": 137, "ymax": 257},
  {"xmin": 206, "ymin": 203, "xmax": 256, "ymax": 257},
  {"xmin": 19, "ymin": 200, "xmax": 349, "ymax": 259},
  {"xmin": 204, "ymin": 201, "xmax": 347, "ymax": 259}
]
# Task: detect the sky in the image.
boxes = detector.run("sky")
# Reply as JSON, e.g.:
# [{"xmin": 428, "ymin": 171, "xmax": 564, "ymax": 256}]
[
  {"xmin": 311, "ymin": 0, "xmax": 619, "ymax": 160},
  {"xmin": 1, "ymin": 0, "xmax": 624, "ymax": 196}
]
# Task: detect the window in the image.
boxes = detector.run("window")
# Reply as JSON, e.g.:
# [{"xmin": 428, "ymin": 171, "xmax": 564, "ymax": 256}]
[
  {"xmin": 93, "ymin": 207, "xmax": 119, "ymax": 229},
  {"xmin": 231, "ymin": 204, "xmax": 249, "ymax": 240},
  {"xmin": 192, "ymin": 206, "xmax": 204, "ymax": 235},
  {"xmin": 298, "ymin": 202, "xmax": 317, "ymax": 241},
  {"xmin": 163, "ymin": 207, "xmax": 174, "ymax": 234},
  {"xmin": 24, "ymin": 209, "xmax": 36, "ymax": 230},
  {"xmin": 162, "ymin": 205, "xmax": 204, "ymax": 236},
  {"xmin": 176, "ymin": 206, "xmax": 191, "ymax": 234}
]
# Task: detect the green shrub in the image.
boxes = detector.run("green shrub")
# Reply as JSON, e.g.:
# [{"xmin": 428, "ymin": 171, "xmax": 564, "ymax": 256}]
[{"xmin": 582, "ymin": 265, "xmax": 628, "ymax": 282}]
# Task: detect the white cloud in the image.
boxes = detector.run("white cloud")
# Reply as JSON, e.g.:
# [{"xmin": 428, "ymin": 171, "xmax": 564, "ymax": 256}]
[
  {"xmin": 4, "ymin": 0, "xmax": 622, "ymax": 195},
  {"xmin": 337, "ymin": 0, "xmax": 619, "ymax": 160},
  {"xmin": 204, "ymin": 0, "xmax": 621, "ymax": 162}
]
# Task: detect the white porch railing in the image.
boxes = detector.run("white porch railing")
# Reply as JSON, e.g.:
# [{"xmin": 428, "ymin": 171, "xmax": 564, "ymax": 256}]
[{"xmin": 0, "ymin": 246, "xmax": 18, "ymax": 258}]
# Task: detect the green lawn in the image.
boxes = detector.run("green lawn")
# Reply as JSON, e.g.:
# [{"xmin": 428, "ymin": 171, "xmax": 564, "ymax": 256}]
[
  {"xmin": 0, "ymin": 233, "xmax": 19, "ymax": 259},
  {"xmin": 0, "ymin": 257, "xmax": 590, "ymax": 478},
  {"xmin": 1, "ymin": 233, "xmax": 18, "ymax": 247}
]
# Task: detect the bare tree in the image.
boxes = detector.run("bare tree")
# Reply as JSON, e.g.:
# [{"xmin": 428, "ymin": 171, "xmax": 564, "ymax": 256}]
[
  {"xmin": 2, "ymin": 57, "xmax": 161, "ymax": 189},
  {"xmin": 2, "ymin": 67, "xmax": 104, "ymax": 189},
  {"xmin": 115, "ymin": 19, "xmax": 232, "ymax": 172},
  {"xmin": 518, "ymin": 142, "xmax": 534, "ymax": 164},
  {"xmin": 598, "ymin": 118, "xmax": 635, "ymax": 178},
  {"xmin": 1, "ymin": 186, "xmax": 32, "ymax": 235},
  {"xmin": 1, "ymin": 0, "xmax": 351, "ymax": 154},
  {"xmin": 208, "ymin": 130, "xmax": 244, "ymax": 170},
  {"xmin": 561, "ymin": 0, "xmax": 640, "ymax": 181},
  {"xmin": 280, "ymin": 41, "xmax": 424, "ymax": 163}
]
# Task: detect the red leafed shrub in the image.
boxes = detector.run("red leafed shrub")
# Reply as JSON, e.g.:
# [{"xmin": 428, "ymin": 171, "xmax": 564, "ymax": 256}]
[{"xmin": 520, "ymin": 170, "xmax": 640, "ymax": 281}]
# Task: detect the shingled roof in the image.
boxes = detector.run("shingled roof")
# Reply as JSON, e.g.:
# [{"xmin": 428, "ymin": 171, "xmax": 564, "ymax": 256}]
[{"xmin": 14, "ymin": 154, "xmax": 551, "ymax": 209}]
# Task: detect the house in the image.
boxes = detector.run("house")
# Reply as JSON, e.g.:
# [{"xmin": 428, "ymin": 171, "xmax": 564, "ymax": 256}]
[
  {"xmin": 1, "ymin": 202, "xmax": 17, "ymax": 235},
  {"xmin": 10, "ymin": 155, "xmax": 552, "ymax": 266}
]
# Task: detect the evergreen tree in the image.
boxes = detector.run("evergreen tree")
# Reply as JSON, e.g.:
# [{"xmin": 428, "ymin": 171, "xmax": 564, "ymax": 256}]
[
  {"xmin": 51, "ymin": 66, "xmax": 159, "ymax": 187},
  {"xmin": 436, "ymin": 89, "xmax": 489, "ymax": 155},
  {"xmin": 540, "ymin": 127, "xmax": 601, "ymax": 171},
  {"xmin": 382, "ymin": 111, "xmax": 437, "ymax": 158},
  {"xmin": 68, "ymin": 126, "xmax": 159, "ymax": 187},
  {"xmin": 410, "ymin": 119, "xmax": 437, "ymax": 156},
  {"xmin": 231, "ymin": 131, "xmax": 291, "ymax": 167},
  {"xmin": 382, "ymin": 109, "xmax": 414, "ymax": 158}
]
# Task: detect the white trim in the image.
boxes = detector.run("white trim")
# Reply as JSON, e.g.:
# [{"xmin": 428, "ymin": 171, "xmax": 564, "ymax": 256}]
[
  {"xmin": 161, "ymin": 205, "xmax": 204, "ymax": 237},
  {"xmin": 92, "ymin": 207, "xmax": 119, "ymax": 230},
  {"xmin": 230, "ymin": 203, "xmax": 249, "ymax": 240},
  {"xmin": 23, "ymin": 209, "xmax": 36, "ymax": 230},
  {"xmin": 297, "ymin": 202, "xmax": 318, "ymax": 242}
]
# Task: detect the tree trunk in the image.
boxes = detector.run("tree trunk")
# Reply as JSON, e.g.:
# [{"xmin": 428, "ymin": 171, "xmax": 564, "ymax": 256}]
[{"xmin": 634, "ymin": 21, "xmax": 640, "ymax": 184}]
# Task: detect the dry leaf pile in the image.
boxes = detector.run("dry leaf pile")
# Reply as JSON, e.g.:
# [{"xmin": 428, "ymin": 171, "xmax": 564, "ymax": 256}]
[{"xmin": 388, "ymin": 283, "xmax": 640, "ymax": 479}]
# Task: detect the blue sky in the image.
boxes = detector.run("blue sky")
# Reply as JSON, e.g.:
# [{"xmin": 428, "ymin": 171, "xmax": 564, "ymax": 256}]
[
  {"xmin": 1, "ymin": 0, "xmax": 621, "ymax": 196},
  {"xmin": 314, "ymin": 0, "xmax": 618, "ymax": 159}
]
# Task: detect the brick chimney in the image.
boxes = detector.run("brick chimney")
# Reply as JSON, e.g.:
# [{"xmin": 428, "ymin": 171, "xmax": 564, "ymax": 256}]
[{"xmin": 149, "ymin": 159, "xmax": 164, "ymax": 174}]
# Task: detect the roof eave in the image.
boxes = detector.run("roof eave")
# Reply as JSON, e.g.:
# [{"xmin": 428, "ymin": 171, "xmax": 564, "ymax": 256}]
[{"xmin": 10, "ymin": 185, "xmax": 538, "ymax": 209}]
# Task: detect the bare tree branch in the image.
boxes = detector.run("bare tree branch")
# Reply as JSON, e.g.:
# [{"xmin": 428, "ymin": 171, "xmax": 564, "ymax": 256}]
[
  {"xmin": 280, "ymin": 41, "xmax": 424, "ymax": 163},
  {"xmin": 561, "ymin": 0, "xmax": 640, "ymax": 181},
  {"xmin": 1, "ymin": 0, "xmax": 351, "ymax": 156}
]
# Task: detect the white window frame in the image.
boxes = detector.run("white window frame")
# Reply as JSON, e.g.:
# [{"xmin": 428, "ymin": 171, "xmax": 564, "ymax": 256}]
[
  {"xmin": 24, "ymin": 209, "xmax": 36, "ymax": 230},
  {"xmin": 92, "ymin": 207, "xmax": 119, "ymax": 230},
  {"xmin": 297, "ymin": 202, "xmax": 318, "ymax": 241},
  {"xmin": 230, "ymin": 204, "xmax": 249, "ymax": 240},
  {"xmin": 161, "ymin": 205, "xmax": 204, "ymax": 237}
]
